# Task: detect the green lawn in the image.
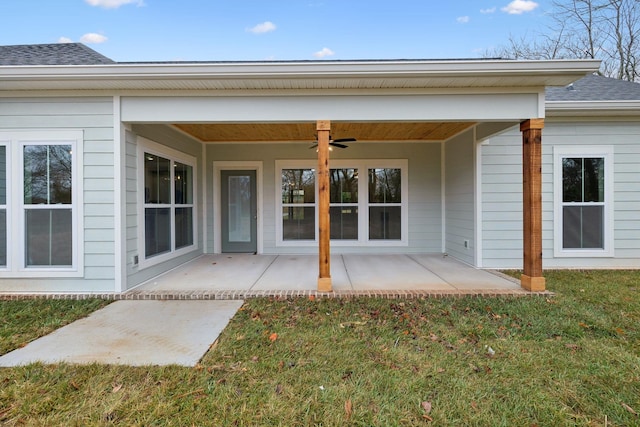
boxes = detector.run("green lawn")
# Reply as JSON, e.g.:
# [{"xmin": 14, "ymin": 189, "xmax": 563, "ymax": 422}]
[
  {"xmin": 0, "ymin": 299, "xmax": 110, "ymax": 356},
  {"xmin": 1, "ymin": 270, "xmax": 639, "ymax": 426}
]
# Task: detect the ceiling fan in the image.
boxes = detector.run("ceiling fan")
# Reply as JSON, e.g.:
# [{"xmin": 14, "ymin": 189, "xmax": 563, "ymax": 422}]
[{"xmin": 309, "ymin": 136, "xmax": 357, "ymax": 150}]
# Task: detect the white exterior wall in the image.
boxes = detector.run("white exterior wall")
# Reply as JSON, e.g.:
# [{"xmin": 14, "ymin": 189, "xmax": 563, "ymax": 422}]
[
  {"xmin": 481, "ymin": 119, "xmax": 640, "ymax": 269},
  {"xmin": 0, "ymin": 97, "xmax": 116, "ymax": 292},
  {"xmin": 124, "ymin": 124, "xmax": 204, "ymax": 289},
  {"xmin": 206, "ymin": 141, "xmax": 443, "ymax": 255},
  {"xmin": 444, "ymin": 130, "xmax": 475, "ymax": 264},
  {"xmin": 480, "ymin": 126, "xmax": 523, "ymax": 268}
]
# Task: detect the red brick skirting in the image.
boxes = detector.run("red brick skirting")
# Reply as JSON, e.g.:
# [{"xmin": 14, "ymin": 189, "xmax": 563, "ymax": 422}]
[{"xmin": 0, "ymin": 288, "xmax": 552, "ymax": 301}]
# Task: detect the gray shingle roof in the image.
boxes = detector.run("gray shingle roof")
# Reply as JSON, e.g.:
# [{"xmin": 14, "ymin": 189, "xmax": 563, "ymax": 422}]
[
  {"xmin": 546, "ymin": 73, "xmax": 640, "ymax": 101},
  {"xmin": 0, "ymin": 43, "xmax": 114, "ymax": 65}
]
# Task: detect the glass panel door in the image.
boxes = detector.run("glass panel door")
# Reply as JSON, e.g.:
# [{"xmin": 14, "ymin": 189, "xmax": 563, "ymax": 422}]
[{"xmin": 221, "ymin": 170, "xmax": 257, "ymax": 253}]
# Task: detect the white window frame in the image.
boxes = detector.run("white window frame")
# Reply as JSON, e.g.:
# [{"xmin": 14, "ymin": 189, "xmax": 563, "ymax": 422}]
[
  {"xmin": 136, "ymin": 137, "xmax": 198, "ymax": 269},
  {"xmin": 0, "ymin": 139, "xmax": 10, "ymax": 272},
  {"xmin": 276, "ymin": 160, "xmax": 318, "ymax": 247},
  {"xmin": 553, "ymin": 145, "xmax": 614, "ymax": 257},
  {"xmin": 275, "ymin": 159, "xmax": 408, "ymax": 247},
  {"xmin": 0, "ymin": 130, "xmax": 84, "ymax": 278},
  {"xmin": 330, "ymin": 166, "xmax": 359, "ymax": 242}
]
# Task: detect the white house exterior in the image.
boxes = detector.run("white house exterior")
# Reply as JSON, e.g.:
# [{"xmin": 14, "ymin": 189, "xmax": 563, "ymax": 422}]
[{"xmin": 0, "ymin": 43, "xmax": 637, "ymax": 294}]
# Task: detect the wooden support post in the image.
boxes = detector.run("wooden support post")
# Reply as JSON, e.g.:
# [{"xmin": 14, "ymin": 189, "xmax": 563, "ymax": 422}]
[
  {"xmin": 521, "ymin": 119, "xmax": 546, "ymax": 292},
  {"xmin": 317, "ymin": 120, "xmax": 332, "ymax": 292}
]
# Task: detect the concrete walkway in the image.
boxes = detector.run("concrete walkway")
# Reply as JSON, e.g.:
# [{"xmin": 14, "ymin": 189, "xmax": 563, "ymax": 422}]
[
  {"xmin": 0, "ymin": 300, "xmax": 243, "ymax": 367},
  {"xmin": 135, "ymin": 253, "xmax": 520, "ymax": 293}
]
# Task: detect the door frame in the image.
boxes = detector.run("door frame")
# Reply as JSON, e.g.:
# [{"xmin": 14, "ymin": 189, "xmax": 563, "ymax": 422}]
[{"xmin": 213, "ymin": 161, "xmax": 263, "ymax": 254}]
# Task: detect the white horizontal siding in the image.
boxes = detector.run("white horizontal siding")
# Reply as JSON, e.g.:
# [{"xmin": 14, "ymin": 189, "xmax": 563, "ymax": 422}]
[
  {"xmin": 0, "ymin": 97, "xmax": 116, "ymax": 292},
  {"xmin": 482, "ymin": 120, "xmax": 640, "ymax": 269},
  {"xmin": 444, "ymin": 130, "xmax": 475, "ymax": 264}
]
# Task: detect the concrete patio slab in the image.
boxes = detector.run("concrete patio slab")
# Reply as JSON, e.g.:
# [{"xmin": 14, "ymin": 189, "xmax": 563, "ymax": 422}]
[
  {"xmin": 410, "ymin": 255, "xmax": 520, "ymax": 290},
  {"xmin": 132, "ymin": 253, "xmax": 521, "ymax": 294},
  {"xmin": 0, "ymin": 300, "xmax": 243, "ymax": 367},
  {"xmin": 139, "ymin": 255, "xmax": 276, "ymax": 291},
  {"xmin": 343, "ymin": 254, "xmax": 454, "ymax": 290},
  {"xmin": 251, "ymin": 255, "xmax": 353, "ymax": 291}
]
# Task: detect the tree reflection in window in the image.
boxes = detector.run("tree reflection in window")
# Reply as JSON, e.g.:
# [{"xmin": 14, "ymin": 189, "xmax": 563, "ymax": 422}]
[
  {"xmin": 562, "ymin": 157, "xmax": 605, "ymax": 249},
  {"xmin": 330, "ymin": 168, "xmax": 358, "ymax": 239},
  {"xmin": 562, "ymin": 158, "xmax": 604, "ymax": 203},
  {"xmin": 282, "ymin": 169, "xmax": 315, "ymax": 240},
  {"xmin": 24, "ymin": 145, "xmax": 72, "ymax": 205},
  {"xmin": 369, "ymin": 168, "xmax": 401, "ymax": 203},
  {"xmin": 369, "ymin": 168, "xmax": 401, "ymax": 240}
]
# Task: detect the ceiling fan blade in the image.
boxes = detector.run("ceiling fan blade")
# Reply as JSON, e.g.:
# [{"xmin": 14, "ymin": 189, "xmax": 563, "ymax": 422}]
[
  {"xmin": 332, "ymin": 138, "xmax": 356, "ymax": 143},
  {"xmin": 330, "ymin": 142, "xmax": 348, "ymax": 149},
  {"xmin": 308, "ymin": 143, "xmax": 318, "ymax": 149}
]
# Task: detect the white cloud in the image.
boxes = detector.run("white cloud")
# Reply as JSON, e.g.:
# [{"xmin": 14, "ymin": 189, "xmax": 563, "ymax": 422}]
[
  {"xmin": 247, "ymin": 21, "xmax": 277, "ymax": 34},
  {"xmin": 501, "ymin": 0, "xmax": 539, "ymax": 14},
  {"xmin": 80, "ymin": 33, "xmax": 108, "ymax": 44},
  {"xmin": 85, "ymin": 0, "xmax": 144, "ymax": 8},
  {"xmin": 313, "ymin": 47, "xmax": 335, "ymax": 58},
  {"xmin": 58, "ymin": 37, "xmax": 73, "ymax": 43},
  {"xmin": 457, "ymin": 16, "xmax": 470, "ymax": 23},
  {"xmin": 481, "ymin": 7, "xmax": 497, "ymax": 14}
]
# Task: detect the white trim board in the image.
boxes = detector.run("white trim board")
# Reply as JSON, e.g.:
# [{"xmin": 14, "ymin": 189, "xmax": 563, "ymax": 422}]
[
  {"xmin": 113, "ymin": 96, "xmax": 126, "ymax": 292},
  {"xmin": 474, "ymin": 129, "xmax": 483, "ymax": 268}
]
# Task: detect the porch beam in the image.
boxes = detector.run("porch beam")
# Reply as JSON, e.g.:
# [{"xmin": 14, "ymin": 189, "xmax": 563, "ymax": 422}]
[
  {"xmin": 317, "ymin": 120, "xmax": 332, "ymax": 292},
  {"xmin": 520, "ymin": 119, "xmax": 546, "ymax": 291}
]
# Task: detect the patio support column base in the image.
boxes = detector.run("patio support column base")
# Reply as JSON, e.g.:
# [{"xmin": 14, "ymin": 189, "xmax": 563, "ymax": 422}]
[
  {"xmin": 520, "ymin": 274, "xmax": 546, "ymax": 292},
  {"xmin": 520, "ymin": 119, "xmax": 545, "ymax": 292},
  {"xmin": 317, "ymin": 277, "xmax": 332, "ymax": 292}
]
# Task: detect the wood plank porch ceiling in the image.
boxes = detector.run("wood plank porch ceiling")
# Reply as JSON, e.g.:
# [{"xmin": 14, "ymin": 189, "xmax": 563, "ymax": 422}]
[{"xmin": 174, "ymin": 121, "xmax": 476, "ymax": 143}]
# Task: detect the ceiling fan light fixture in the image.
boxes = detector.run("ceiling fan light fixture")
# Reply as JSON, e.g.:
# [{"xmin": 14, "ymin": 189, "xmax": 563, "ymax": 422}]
[
  {"xmin": 308, "ymin": 136, "xmax": 356, "ymax": 150},
  {"xmin": 315, "ymin": 146, "xmax": 334, "ymax": 152}
]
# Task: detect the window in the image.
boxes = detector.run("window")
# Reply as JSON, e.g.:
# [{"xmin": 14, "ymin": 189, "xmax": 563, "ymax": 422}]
[
  {"xmin": 276, "ymin": 160, "xmax": 407, "ymax": 246},
  {"xmin": 0, "ymin": 131, "xmax": 83, "ymax": 277},
  {"xmin": 282, "ymin": 168, "xmax": 315, "ymax": 240},
  {"xmin": 23, "ymin": 144, "xmax": 73, "ymax": 266},
  {"xmin": 554, "ymin": 146, "xmax": 613, "ymax": 257},
  {"xmin": 368, "ymin": 168, "xmax": 402, "ymax": 240},
  {"xmin": 174, "ymin": 161, "xmax": 194, "ymax": 250},
  {"xmin": 138, "ymin": 138, "xmax": 196, "ymax": 267},
  {"xmin": 330, "ymin": 168, "xmax": 358, "ymax": 240}
]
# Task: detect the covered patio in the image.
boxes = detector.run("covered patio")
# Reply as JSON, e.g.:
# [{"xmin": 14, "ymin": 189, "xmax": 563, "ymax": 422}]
[
  {"xmin": 131, "ymin": 254, "xmax": 526, "ymax": 296},
  {"xmin": 119, "ymin": 60, "xmax": 598, "ymax": 295}
]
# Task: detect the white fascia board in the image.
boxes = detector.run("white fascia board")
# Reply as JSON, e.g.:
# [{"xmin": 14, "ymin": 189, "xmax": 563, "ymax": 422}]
[
  {"xmin": 0, "ymin": 59, "xmax": 601, "ymax": 89},
  {"xmin": 0, "ymin": 58, "xmax": 601, "ymax": 77},
  {"xmin": 546, "ymin": 100, "xmax": 640, "ymax": 117}
]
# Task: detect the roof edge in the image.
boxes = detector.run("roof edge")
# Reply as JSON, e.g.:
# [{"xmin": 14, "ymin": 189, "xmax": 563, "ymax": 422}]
[
  {"xmin": 0, "ymin": 58, "xmax": 601, "ymax": 92},
  {"xmin": 546, "ymin": 100, "xmax": 640, "ymax": 116},
  {"xmin": 0, "ymin": 58, "xmax": 600, "ymax": 73}
]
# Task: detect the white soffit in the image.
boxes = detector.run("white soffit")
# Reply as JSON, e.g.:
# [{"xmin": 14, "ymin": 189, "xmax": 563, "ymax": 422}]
[{"xmin": 0, "ymin": 59, "xmax": 601, "ymax": 91}]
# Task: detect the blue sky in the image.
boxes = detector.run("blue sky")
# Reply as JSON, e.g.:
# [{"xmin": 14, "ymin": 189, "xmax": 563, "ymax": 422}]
[{"xmin": 1, "ymin": 0, "xmax": 551, "ymax": 61}]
